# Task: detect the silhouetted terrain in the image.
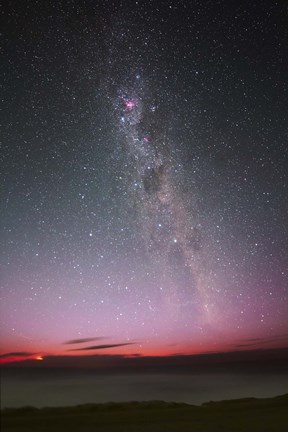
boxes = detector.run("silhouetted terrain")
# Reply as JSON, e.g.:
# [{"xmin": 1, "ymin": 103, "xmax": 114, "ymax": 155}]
[{"xmin": 1, "ymin": 393, "xmax": 287, "ymax": 431}]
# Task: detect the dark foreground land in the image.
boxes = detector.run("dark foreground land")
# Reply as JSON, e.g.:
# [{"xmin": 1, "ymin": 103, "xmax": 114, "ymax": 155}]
[{"xmin": 1, "ymin": 394, "xmax": 288, "ymax": 432}]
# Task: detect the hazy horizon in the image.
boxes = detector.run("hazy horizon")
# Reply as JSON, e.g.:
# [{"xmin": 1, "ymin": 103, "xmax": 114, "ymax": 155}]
[{"xmin": 2, "ymin": 367, "xmax": 288, "ymax": 409}]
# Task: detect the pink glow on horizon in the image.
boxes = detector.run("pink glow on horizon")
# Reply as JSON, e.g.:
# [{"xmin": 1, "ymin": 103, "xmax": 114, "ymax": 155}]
[{"xmin": 0, "ymin": 354, "xmax": 44, "ymax": 365}]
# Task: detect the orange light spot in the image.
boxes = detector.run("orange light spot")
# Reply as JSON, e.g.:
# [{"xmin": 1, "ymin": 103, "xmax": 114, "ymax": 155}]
[{"xmin": 35, "ymin": 355, "xmax": 44, "ymax": 361}]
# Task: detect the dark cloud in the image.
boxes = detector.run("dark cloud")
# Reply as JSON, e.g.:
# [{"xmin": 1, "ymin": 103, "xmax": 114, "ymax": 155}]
[
  {"xmin": 233, "ymin": 334, "xmax": 288, "ymax": 349},
  {"xmin": 68, "ymin": 343, "xmax": 136, "ymax": 352},
  {"xmin": 0, "ymin": 352, "xmax": 34, "ymax": 359},
  {"xmin": 247, "ymin": 334, "xmax": 288, "ymax": 343},
  {"xmin": 63, "ymin": 337, "xmax": 106, "ymax": 345}
]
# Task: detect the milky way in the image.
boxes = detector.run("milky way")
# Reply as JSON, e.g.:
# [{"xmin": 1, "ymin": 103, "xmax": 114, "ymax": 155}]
[
  {"xmin": 1, "ymin": 0, "xmax": 288, "ymax": 362},
  {"xmin": 113, "ymin": 74, "xmax": 209, "ymax": 322}
]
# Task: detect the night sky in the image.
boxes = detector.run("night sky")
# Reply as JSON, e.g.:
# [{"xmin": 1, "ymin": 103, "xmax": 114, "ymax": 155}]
[{"xmin": 1, "ymin": 0, "xmax": 288, "ymax": 366}]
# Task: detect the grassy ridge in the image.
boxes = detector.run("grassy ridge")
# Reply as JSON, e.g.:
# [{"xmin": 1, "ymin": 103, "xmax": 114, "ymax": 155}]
[{"xmin": 1, "ymin": 394, "xmax": 288, "ymax": 431}]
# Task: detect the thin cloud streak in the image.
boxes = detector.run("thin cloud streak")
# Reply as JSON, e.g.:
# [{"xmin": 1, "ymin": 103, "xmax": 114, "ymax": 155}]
[
  {"xmin": 63, "ymin": 337, "xmax": 106, "ymax": 345},
  {"xmin": 233, "ymin": 334, "xmax": 288, "ymax": 349},
  {"xmin": 68, "ymin": 343, "xmax": 136, "ymax": 352},
  {"xmin": 0, "ymin": 352, "xmax": 35, "ymax": 359},
  {"xmin": 0, "ymin": 352, "xmax": 37, "ymax": 365}
]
